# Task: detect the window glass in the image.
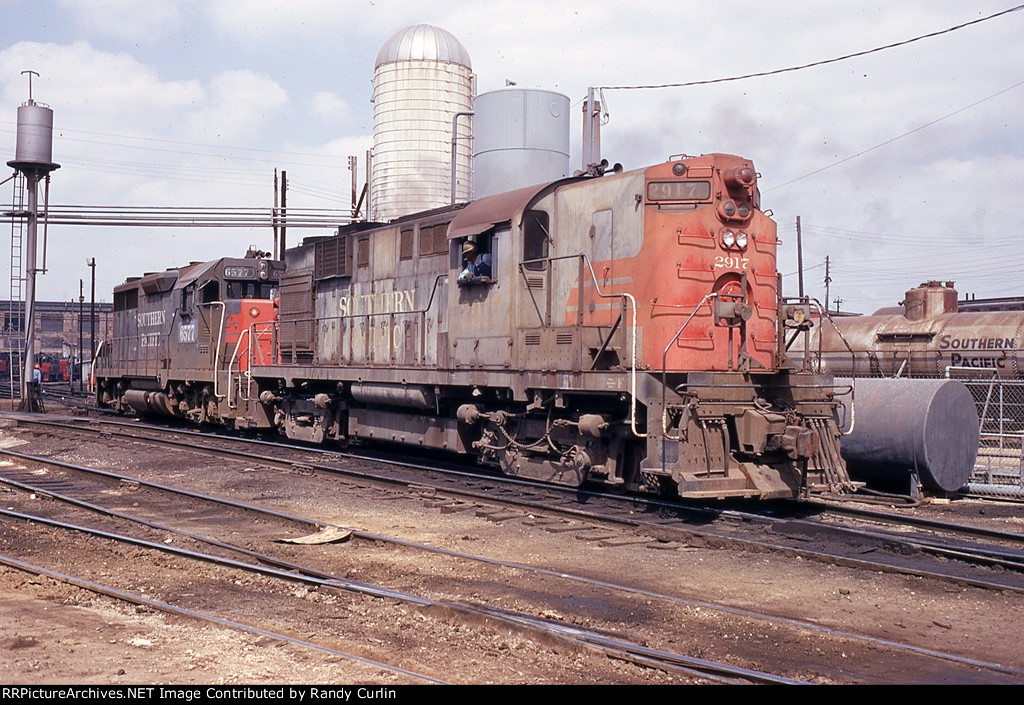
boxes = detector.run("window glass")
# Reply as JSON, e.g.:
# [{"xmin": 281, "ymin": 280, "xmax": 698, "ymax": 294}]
[
  {"xmin": 523, "ymin": 210, "xmax": 550, "ymax": 271},
  {"xmin": 200, "ymin": 281, "xmax": 220, "ymax": 304},
  {"xmin": 400, "ymin": 228, "xmax": 414, "ymax": 260},
  {"xmin": 225, "ymin": 281, "xmax": 276, "ymax": 299},
  {"xmin": 357, "ymin": 238, "xmax": 370, "ymax": 268}
]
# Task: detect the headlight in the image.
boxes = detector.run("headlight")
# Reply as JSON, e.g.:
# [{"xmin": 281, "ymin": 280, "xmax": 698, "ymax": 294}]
[
  {"xmin": 736, "ymin": 231, "xmax": 748, "ymax": 248},
  {"xmin": 722, "ymin": 201, "xmax": 737, "ymax": 218},
  {"xmin": 722, "ymin": 230, "xmax": 736, "ymax": 248},
  {"xmin": 737, "ymin": 203, "xmax": 751, "ymax": 219}
]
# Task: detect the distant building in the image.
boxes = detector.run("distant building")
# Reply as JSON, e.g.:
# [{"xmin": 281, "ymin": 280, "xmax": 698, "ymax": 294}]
[
  {"xmin": 1, "ymin": 299, "xmax": 113, "ymax": 362},
  {"xmin": 957, "ymin": 296, "xmax": 1024, "ymax": 313}
]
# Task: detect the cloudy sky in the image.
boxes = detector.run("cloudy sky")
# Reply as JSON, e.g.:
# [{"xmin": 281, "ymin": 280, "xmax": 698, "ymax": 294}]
[{"xmin": 1, "ymin": 0, "xmax": 1022, "ymax": 313}]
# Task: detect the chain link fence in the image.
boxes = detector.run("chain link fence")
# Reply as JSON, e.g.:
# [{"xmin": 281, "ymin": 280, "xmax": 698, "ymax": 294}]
[{"xmin": 947, "ymin": 370, "xmax": 1024, "ymax": 497}]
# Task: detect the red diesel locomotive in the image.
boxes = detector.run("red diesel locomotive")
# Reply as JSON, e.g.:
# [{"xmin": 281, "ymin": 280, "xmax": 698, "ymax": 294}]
[{"xmin": 95, "ymin": 154, "xmax": 854, "ymax": 500}]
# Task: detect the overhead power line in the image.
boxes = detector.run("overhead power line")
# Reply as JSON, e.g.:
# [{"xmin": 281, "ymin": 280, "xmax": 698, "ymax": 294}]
[
  {"xmin": 766, "ymin": 77, "xmax": 1024, "ymax": 192},
  {"xmin": 598, "ymin": 4, "xmax": 1024, "ymax": 90},
  {"xmin": 0, "ymin": 205, "xmax": 353, "ymax": 228}
]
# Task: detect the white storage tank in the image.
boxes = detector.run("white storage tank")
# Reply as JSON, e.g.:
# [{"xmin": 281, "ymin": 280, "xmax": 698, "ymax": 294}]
[
  {"xmin": 473, "ymin": 87, "xmax": 570, "ymax": 199},
  {"xmin": 13, "ymin": 101, "xmax": 56, "ymax": 167},
  {"xmin": 371, "ymin": 24, "xmax": 474, "ymax": 222}
]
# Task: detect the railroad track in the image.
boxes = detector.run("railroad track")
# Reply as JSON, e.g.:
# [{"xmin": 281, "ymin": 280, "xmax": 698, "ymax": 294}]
[
  {"xmin": 12, "ymin": 412, "xmax": 1024, "ymax": 594},
  {"xmin": 0, "ymin": 452, "xmax": 804, "ymax": 684},
  {"xmin": 1, "ymin": 415, "xmax": 1022, "ymax": 683}
]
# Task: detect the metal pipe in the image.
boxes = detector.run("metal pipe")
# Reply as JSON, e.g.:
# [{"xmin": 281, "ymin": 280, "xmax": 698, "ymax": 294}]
[
  {"xmin": 20, "ymin": 172, "xmax": 39, "ymax": 405},
  {"xmin": 40, "ymin": 174, "xmax": 50, "ymax": 274},
  {"xmin": 451, "ymin": 111, "xmax": 474, "ymax": 204}
]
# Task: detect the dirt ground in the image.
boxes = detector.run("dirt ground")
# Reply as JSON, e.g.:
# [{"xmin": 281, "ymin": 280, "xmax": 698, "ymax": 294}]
[{"xmin": 1, "ymin": 412, "xmax": 1023, "ymax": 685}]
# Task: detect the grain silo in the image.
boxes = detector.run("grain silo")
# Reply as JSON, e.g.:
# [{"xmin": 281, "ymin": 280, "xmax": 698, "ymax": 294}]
[{"xmin": 370, "ymin": 24, "xmax": 474, "ymax": 222}]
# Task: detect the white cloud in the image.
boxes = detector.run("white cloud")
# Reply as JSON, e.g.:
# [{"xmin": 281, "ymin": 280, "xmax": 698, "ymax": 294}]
[
  {"xmin": 310, "ymin": 91, "xmax": 352, "ymax": 125},
  {"xmin": 180, "ymin": 69, "xmax": 287, "ymax": 141},
  {"xmin": 0, "ymin": 40, "xmax": 203, "ymax": 132},
  {"xmin": 57, "ymin": 0, "xmax": 201, "ymax": 41},
  {"xmin": 203, "ymin": 0, "xmax": 428, "ymax": 40}
]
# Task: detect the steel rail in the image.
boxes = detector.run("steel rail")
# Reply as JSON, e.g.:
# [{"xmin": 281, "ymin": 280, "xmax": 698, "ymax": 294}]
[
  {"xmin": 0, "ymin": 505, "xmax": 791, "ymax": 685},
  {"xmin": 1, "ymin": 429, "xmax": 1021, "ymax": 679},
  {"xmin": 0, "ymin": 551, "xmax": 446, "ymax": 685},
  {"xmin": 8, "ymin": 412, "xmax": 1024, "ymax": 593},
  {"xmin": 796, "ymin": 498, "xmax": 1024, "ymax": 543}
]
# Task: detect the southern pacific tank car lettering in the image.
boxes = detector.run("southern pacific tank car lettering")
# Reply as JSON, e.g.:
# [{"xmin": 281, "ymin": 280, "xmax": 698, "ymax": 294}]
[
  {"xmin": 809, "ymin": 281, "xmax": 1024, "ymax": 378},
  {"xmin": 94, "ymin": 248, "xmax": 285, "ymax": 426},
  {"xmin": 246, "ymin": 154, "xmax": 854, "ymax": 500}
]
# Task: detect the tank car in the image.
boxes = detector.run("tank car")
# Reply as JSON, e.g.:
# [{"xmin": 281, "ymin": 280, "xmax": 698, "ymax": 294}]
[
  {"xmin": 251, "ymin": 154, "xmax": 854, "ymax": 499},
  {"xmin": 806, "ymin": 281, "xmax": 1024, "ymax": 379},
  {"xmin": 93, "ymin": 247, "xmax": 285, "ymax": 425}
]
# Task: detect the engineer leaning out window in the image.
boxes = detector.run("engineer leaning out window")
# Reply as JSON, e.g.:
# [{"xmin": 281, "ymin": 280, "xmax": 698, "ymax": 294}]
[{"xmin": 458, "ymin": 240, "xmax": 492, "ymax": 284}]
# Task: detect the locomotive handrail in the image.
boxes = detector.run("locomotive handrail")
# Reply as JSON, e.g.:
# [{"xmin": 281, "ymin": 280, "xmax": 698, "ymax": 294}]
[
  {"xmin": 91, "ymin": 333, "xmax": 166, "ymax": 379},
  {"xmin": 92, "ymin": 339, "xmax": 110, "ymax": 371},
  {"xmin": 233, "ymin": 321, "xmax": 277, "ymax": 404},
  {"xmin": 202, "ymin": 301, "xmax": 226, "ymax": 399},
  {"xmin": 520, "ymin": 253, "xmax": 645, "ymax": 439},
  {"xmin": 248, "ymin": 321, "xmax": 276, "ymax": 369},
  {"xmin": 226, "ymin": 327, "xmax": 251, "ymax": 409},
  {"xmin": 660, "ymin": 293, "xmax": 719, "ymax": 442}
]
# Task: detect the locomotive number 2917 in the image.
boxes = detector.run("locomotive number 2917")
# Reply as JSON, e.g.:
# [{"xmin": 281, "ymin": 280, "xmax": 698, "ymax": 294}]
[{"xmin": 715, "ymin": 255, "xmax": 749, "ymax": 270}]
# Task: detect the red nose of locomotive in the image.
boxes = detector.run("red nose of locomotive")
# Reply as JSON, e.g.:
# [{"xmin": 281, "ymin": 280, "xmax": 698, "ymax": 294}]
[{"xmin": 639, "ymin": 154, "xmax": 778, "ymax": 373}]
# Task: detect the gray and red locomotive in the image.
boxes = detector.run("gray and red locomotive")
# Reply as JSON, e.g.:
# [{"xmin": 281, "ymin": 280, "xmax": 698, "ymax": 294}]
[{"xmin": 94, "ymin": 154, "xmax": 856, "ymax": 500}]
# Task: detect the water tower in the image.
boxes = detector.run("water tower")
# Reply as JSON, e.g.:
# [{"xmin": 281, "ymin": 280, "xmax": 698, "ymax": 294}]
[{"xmin": 6, "ymin": 71, "xmax": 59, "ymax": 410}]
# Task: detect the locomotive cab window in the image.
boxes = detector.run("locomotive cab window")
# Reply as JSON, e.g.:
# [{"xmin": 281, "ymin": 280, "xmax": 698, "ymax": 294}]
[
  {"xmin": 457, "ymin": 229, "xmax": 498, "ymax": 286},
  {"xmin": 180, "ymin": 286, "xmax": 194, "ymax": 314},
  {"xmin": 200, "ymin": 280, "xmax": 220, "ymax": 304},
  {"xmin": 523, "ymin": 210, "xmax": 550, "ymax": 272},
  {"xmin": 226, "ymin": 281, "xmax": 277, "ymax": 299}
]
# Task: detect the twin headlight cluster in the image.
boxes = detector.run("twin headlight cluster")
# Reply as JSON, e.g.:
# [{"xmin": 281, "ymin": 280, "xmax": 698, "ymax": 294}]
[
  {"xmin": 719, "ymin": 201, "xmax": 751, "ymax": 250},
  {"xmin": 721, "ymin": 229, "xmax": 748, "ymax": 249}
]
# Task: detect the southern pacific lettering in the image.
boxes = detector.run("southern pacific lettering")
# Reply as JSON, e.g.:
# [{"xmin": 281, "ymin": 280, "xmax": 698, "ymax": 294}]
[
  {"xmin": 938, "ymin": 336, "xmax": 1017, "ymax": 351},
  {"xmin": 948, "ymin": 353, "xmax": 1008, "ymax": 368}
]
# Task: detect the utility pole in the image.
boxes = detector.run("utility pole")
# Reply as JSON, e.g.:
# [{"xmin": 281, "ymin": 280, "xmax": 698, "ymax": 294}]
[
  {"xmin": 824, "ymin": 256, "xmax": 831, "ymax": 314},
  {"xmin": 581, "ymin": 87, "xmax": 601, "ymax": 170},
  {"xmin": 78, "ymin": 279, "xmax": 84, "ymax": 392},
  {"xmin": 279, "ymin": 170, "xmax": 287, "ymax": 257},
  {"xmin": 88, "ymin": 258, "xmax": 95, "ymax": 382},
  {"xmin": 796, "ymin": 216, "xmax": 804, "ymax": 298},
  {"xmin": 273, "ymin": 169, "xmax": 279, "ymax": 260},
  {"xmin": 349, "ymin": 156, "xmax": 357, "ymax": 215}
]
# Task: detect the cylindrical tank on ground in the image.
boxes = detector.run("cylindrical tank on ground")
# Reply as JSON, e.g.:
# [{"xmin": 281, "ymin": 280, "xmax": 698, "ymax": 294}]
[
  {"xmin": 371, "ymin": 24, "xmax": 474, "ymax": 222},
  {"xmin": 473, "ymin": 87, "xmax": 570, "ymax": 198},
  {"xmin": 837, "ymin": 377, "xmax": 979, "ymax": 493},
  {"xmin": 13, "ymin": 102, "xmax": 55, "ymax": 167}
]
